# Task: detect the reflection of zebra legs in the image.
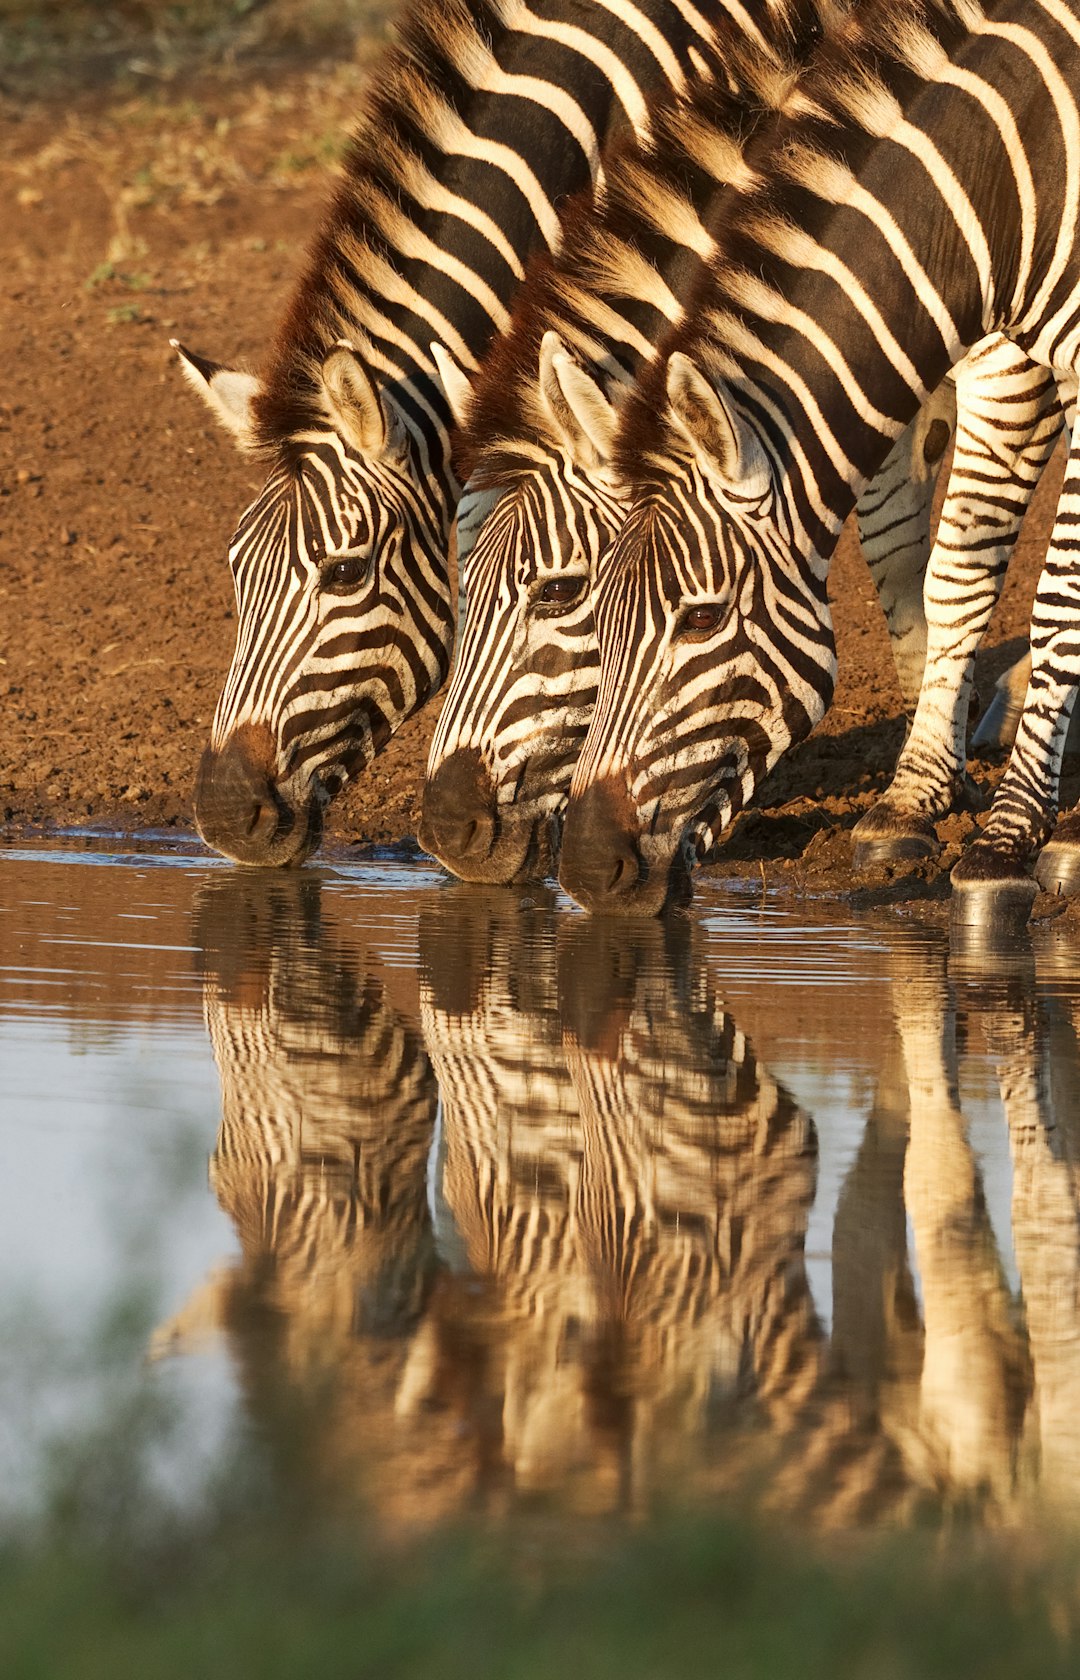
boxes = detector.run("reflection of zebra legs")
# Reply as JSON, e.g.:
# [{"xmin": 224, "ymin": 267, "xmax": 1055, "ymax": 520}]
[
  {"xmin": 991, "ymin": 995, "xmax": 1080, "ymax": 1512},
  {"xmin": 896, "ymin": 950, "xmax": 1028, "ymax": 1507},
  {"xmin": 829, "ymin": 1028, "xmax": 920, "ymax": 1416},
  {"xmin": 852, "ymin": 337, "xmax": 1067, "ymax": 869}
]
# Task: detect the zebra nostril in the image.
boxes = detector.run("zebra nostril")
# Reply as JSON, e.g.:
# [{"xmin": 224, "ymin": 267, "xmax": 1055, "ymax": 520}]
[
  {"xmin": 247, "ymin": 800, "xmax": 283, "ymax": 844},
  {"xmin": 608, "ymin": 848, "xmax": 639, "ymax": 893},
  {"xmin": 420, "ymin": 750, "xmax": 499, "ymax": 868}
]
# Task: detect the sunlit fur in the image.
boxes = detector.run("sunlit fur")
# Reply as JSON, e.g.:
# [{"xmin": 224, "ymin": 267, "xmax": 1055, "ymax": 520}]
[
  {"xmin": 426, "ymin": 0, "xmax": 1050, "ymax": 891},
  {"xmin": 562, "ymin": 0, "xmax": 1080, "ymax": 913},
  {"xmin": 424, "ymin": 1, "xmax": 844, "ymax": 881},
  {"xmin": 189, "ymin": 0, "xmax": 726, "ymax": 863}
]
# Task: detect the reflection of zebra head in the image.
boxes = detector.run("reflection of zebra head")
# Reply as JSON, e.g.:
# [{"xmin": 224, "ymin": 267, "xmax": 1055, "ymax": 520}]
[
  {"xmin": 419, "ymin": 898, "xmax": 823, "ymax": 1510},
  {"xmin": 153, "ymin": 873, "xmax": 439, "ymax": 1517}
]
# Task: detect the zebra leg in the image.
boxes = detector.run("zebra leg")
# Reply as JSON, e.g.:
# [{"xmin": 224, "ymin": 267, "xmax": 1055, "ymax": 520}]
[
  {"xmin": 950, "ymin": 428, "xmax": 1080, "ymax": 927},
  {"xmin": 852, "ymin": 341, "xmax": 1063, "ymax": 870},
  {"xmin": 855, "ymin": 378, "xmax": 956, "ymax": 711}
]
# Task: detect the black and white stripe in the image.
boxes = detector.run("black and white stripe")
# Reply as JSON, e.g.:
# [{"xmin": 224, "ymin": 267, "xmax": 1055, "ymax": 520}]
[
  {"xmin": 556, "ymin": 0, "xmax": 1080, "ymax": 919},
  {"xmin": 175, "ymin": 0, "xmax": 735, "ymax": 867},
  {"xmin": 152, "ymin": 874, "xmax": 438, "ymax": 1368}
]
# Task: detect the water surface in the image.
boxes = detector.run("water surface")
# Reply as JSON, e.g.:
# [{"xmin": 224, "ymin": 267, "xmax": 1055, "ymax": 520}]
[{"xmin": 4, "ymin": 838, "xmax": 1080, "ymax": 1538}]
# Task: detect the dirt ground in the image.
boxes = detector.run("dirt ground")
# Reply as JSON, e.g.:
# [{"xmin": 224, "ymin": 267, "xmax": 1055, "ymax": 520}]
[{"xmin": 1, "ymin": 3, "xmax": 1071, "ymax": 907}]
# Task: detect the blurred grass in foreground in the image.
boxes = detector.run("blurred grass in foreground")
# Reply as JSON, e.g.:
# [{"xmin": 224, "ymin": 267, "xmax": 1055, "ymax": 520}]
[
  {"xmin": 3, "ymin": 1504, "xmax": 1080, "ymax": 1678},
  {"xmin": 3, "ymin": 1280, "xmax": 1080, "ymax": 1680}
]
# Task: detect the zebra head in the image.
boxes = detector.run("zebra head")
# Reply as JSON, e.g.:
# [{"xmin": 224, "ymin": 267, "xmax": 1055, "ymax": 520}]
[
  {"xmin": 560, "ymin": 350, "xmax": 835, "ymax": 916},
  {"xmin": 178, "ymin": 340, "xmax": 453, "ymax": 867},
  {"xmin": 419, "ymin": 335, "xmax": 625, "ymax": 882}
]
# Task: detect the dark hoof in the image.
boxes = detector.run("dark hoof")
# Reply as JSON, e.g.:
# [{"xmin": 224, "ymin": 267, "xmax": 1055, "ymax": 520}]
[
  {"xmin": 852, "ymin": 830, "xmax": 940, "ymax": 871},
  {"xmin": 949, "ymin": 873, "xmax": 1037, "ymax": 935},
  {"xmin": 1034, "ymin": 842, "xmax": 1080, "ymax": 899},
  {"xmin": 957, "ymin": 772, "xmax": 988, "ymax": 814}
]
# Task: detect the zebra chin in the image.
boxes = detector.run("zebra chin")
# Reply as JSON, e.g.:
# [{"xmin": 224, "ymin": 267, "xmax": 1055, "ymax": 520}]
[
  {"xmin": 418, "ymin": 747, "xmax": 550, "ymax": 885},
  {"xmin": 194, "ymin": 725, "xmax": 323, "ymax": 868},
  {"xmin": 558, "ymin": 777, "xmax": 688, "ymax": 918}
]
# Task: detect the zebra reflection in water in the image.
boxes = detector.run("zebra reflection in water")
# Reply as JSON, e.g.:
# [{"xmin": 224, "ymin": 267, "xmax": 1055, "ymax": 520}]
[
  {"xmin": 153, "ymin": 873, "xmax": 445, "ymax": 1526},
  {"xmin": 157, "ymin": 876, "xmax": 1080, "ymax": 1530},
  {"xmin": 419, "ymin": 899, "xmax": 918, "ymax": 1524}
]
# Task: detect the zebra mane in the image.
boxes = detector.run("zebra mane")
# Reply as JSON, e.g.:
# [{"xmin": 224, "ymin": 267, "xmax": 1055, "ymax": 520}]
[
  {"xmin": 615, "ymin": 0, "xmax": 985, "ymax": 488},
  {"xmin": 250, "ymin": 0, "xmax": 559, "ymax": 453},
  {"xmin": 457, "ymin": 0, "xmax": 835, "ymax": 490}
]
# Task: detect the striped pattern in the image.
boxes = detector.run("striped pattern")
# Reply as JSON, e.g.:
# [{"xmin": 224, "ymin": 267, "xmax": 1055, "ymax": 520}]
[
  {"xmin": 183, "ymin": 0, "xmax": 731, "ymax": 864},
  {"xmin": 421, "ymin": 2, "xmax": 832, "ymax": 882},
  {"xmin": 854, "ymin": 336, "xmax": 1067, "ymax": 859},
  {"xmin": 152, "ymin": 877, "xmax": 438, "ymax": 1370},
  {"xmin": 421, "ymin": 906, "xmax": 918, "ymax": 1520},
  {"xmin": 557, "ymin": 0, "xmax": 1080, "ymax": 913},
  {"xmin": 424, "ymin": 0, "xmax": 1065, "ymax": 892}
]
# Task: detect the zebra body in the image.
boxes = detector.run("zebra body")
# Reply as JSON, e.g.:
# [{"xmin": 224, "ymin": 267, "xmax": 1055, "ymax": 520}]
[
  {"xmin": 420, "ymin": 5, "xmax": 1070, "ymax": 893},
  {"xmin": 176, "ymin": 0, "xmax": 742, "ymax": 867},
  {"xmin": 554, "ymin": 0, "xmax": 1080, "ymax": 917}
]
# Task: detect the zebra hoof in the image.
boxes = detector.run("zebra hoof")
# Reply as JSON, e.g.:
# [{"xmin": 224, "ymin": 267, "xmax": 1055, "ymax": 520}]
[
  {"xmin": 1033, "ymin": 843, "xmax": 1080, "ymax": 899},
  {"xmin": 852, "ymin": 831, "xmax": 940, "ymax": 871},
  {"xmin": 850, "ymin": 808, "xmax": 940, "ymax": 873},
  {"xmin": 949, "ymin": 873, "xmax": 1038, "ymax": 935}
]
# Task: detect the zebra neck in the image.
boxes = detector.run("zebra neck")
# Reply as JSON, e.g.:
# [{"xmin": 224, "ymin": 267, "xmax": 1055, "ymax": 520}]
[
  {"xmin": 461, "ymin": 0, "xmax": 829, "ymax": 479},
  {"xmin": 257, "ymin": 0, "xmax": 728, "ymax": 451}
]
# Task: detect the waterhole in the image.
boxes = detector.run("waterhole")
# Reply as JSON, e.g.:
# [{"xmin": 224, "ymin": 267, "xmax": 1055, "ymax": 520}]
[{"xmin": 3, "ymin": 836, "xmax": 1080, "ymax": 1537}]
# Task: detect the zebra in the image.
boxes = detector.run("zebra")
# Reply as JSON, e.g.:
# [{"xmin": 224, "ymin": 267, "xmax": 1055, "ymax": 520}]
[
  {"xmin": 420, "ymin": 0, "xmax": 978, "ymax": 885},
  {"xmin": 153, "ymin": 871, "xmax": 442, "ymax": 1520},
  {"xmin": 174, "ymin": 0, "xmax": 751, "ymax": 867},
  {"xmin": 553, "ymin": 0, "xmax": 1080, "ymax": 923},
  {"xmin": 852, "ymin": 340, "xmax": 1072, "ymax": 869}
]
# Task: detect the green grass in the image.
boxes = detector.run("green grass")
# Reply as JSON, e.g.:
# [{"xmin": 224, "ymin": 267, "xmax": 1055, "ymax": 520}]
[
  {"xmin": 3, "ymin": 1506, "xmax": 1078, "ymax": 1679},
  {"xmin": 3, "ymin": 1283, "xmax": 1078, "ymax": 1679}
]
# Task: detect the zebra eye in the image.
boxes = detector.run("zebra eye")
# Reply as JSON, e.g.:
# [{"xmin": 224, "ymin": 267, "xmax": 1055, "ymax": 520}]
[
  {"xmin": 535, "ymin": 575, "xmax": 586, "ymax": 610},
  {"xmin": 678, "ymin": 602, "xmax": 725, "ymax": 637},
  {"xmin": 321, "ymin": 554, "xmax": 370, "ymax": 593}
]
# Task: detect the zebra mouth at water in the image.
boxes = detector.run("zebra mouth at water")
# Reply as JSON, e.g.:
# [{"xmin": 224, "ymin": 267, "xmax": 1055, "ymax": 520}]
[{"xmin": 194, "ymin": 729, "xmax": 324, "ymax": 868}]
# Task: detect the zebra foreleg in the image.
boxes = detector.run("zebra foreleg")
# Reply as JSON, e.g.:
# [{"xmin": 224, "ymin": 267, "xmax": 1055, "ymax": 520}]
[
  {"xmin": 852, "ymin": 344, "xmax": 1064, "ymax": 871},
  {"xmin": 951, "ymin": 433, "xmax": 1080, "ymax": 927},
  {"xmin": 854, "ymin": 379, "xmax": 955, "ymax": 712}
]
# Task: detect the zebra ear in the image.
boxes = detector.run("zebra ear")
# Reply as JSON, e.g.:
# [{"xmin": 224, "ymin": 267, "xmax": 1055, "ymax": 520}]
[
  {"xmin": 320, "ymin": 341, "xmax": 408, "ymax": 459},
  {"xmin": 665, "ymin": 352, "xmax": 769, "ymax": 494},
  {"xmin": 430, "ymin": 342, "xmax": 475, "ymax": 429},
  {"xmin": 172, "ymin": 339, "xmax": 262, "ymax": 450},
  {"xmin": 539, "ymin": 331, "xmax": 618, "ymax": 471}
]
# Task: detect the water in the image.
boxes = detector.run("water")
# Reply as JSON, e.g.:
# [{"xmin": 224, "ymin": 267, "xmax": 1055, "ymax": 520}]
[{"xmin": 4, "ymin": 837, "xmax": 1080, "ymax": 1539}]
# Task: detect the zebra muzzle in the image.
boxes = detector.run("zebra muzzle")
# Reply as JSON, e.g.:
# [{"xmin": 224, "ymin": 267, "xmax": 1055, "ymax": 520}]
[
  {"xmin": 194, "ymin": 723, "xmax": 318, "ymax": 867},
  {"xmin": 559, "ymin": 777, "xmax": 663, "ymax": 915},
  {"xmin": 419, "ymin": 748, "xmax": 499, "ymax": 876}
]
